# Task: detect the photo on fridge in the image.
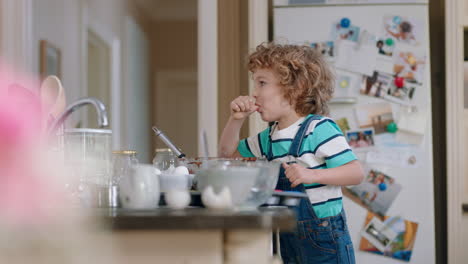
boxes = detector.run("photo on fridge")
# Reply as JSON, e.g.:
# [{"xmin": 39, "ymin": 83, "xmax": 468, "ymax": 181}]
[
  {"xmin": 392, "ymin": 45, "xmax": 426, "ymax": 85},
  {"xmin": 383, "ymin": 81, "xmax": 419, "ymax": 105},
  {"xmin": 376, "ymin": 39, "xmax": 394, "ymax": 57},
  {"xmin": 360, "ymin": 215, "xmax": 398, "ymax": 252},
  {"xmin": 330, "ymin": 21, "xmax": 360, "ymax": 42},
  {"xmin": 359, "ymin": 71, "xmax": 392, "ymax": 98},
  {"xmin": 354, "ymin": 102, "xmax": 394, "ymax": 134},
  {"xmin": 382, "ymin": 15, "xmax": 425, "ymax": 46},
  {"xmin": 360, "ymin": 212, "xmax": 419, "ymax": 262},
  {"xmin": 346, "ymin": 128, "xmax": 375, "ymax": 149},
  {"xmin": 343, "ymin": 169, "xmax": 402, "ymax": 216}
]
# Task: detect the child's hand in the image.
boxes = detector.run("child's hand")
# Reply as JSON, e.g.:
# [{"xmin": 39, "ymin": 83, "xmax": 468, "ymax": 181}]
[
  {"xmin": 282, "ymin": 163, "xmax": 317, "ymax": 188},
  {"xmin": 230, "ymin": 96, "xmax": 258, "ymax": 120}
]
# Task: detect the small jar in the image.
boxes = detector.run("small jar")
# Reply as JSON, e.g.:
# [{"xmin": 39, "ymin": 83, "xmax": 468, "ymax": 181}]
[
  {"xmin": 111, "ymin": 150, "xmax": 139, "ymax": 185},
  {"xmin": 153, "ymin": 148, "xmax": 177, "ymax": 171}
]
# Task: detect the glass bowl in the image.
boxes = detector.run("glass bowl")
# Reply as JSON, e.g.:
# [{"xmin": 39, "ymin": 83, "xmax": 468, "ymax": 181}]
[{"xmin": 195, "ymin": 159, "xmax": 280, "ymax": 209}]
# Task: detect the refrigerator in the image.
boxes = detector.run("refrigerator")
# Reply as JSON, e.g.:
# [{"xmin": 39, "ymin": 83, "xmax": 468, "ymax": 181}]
[{"xmin": 273, "ymin": 0, "xmax": 434, "ymax": 263}]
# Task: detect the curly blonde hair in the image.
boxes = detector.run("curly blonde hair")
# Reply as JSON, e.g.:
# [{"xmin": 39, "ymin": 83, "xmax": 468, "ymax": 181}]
[{"xmin": 247, "ymin": 42, "xmax": 335, "ymax": 116}]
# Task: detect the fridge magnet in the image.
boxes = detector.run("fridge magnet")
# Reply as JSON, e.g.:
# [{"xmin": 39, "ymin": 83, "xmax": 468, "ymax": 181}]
[
  {"xmin": 343, "ymin": 169, "xmax": 402, "ymax": 216},
  {"xmin": 360, "ymin": 212, "xmax": 419, "ymax": 262},
  {"xmin": 331, "ymin": 21, "xmax": 360, "ymax": 42},
  {"xmin": 355, "ymin": 102, "xmax": 394, "ymax": 134},
  {"xmin": 310, "ymin": 41, "xmax": 334, "ymax": 60},
  {"xmin": 382, "ymin": 15, "xmax": 425, "ymax": 46},
  {"xmin": 386, "ymin": 122, "xmax": 398, "ymax": 133},
  {"xmin": 359, "ymin": 71, "xmax": 392, "ymax": 98},
  {"xmin": 346, "ymin": 128, "xmax": 375, "ymax": 149},
  {"xmin": 335, "ymin": 117, "xmax": 350, "ymax": 133},
  {"xmin": 393, "ymin": 45, "xmax": 426, "ymax": 85}
]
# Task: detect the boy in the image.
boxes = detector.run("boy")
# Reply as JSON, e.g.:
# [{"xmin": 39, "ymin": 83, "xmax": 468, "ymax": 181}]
[{"xmin": 219, "ymin": 42, "xmax": 364, "ymax": 263}]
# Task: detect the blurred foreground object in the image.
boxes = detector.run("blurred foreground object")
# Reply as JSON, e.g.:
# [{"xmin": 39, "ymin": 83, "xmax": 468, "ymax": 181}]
[{"xmin": 0, "ymin": 65, "xmax": 114, "ymax": 263}]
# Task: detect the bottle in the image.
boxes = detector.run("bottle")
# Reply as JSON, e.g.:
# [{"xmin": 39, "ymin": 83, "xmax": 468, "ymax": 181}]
[{"xmin": 153, "ymin": 148, "xmax": 177, "ymax": 172}]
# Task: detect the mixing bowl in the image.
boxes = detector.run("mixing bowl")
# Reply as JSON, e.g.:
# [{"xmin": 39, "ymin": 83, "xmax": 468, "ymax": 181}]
[{"xmin": 195, "ymin": 159, "xmax": 280, "ymax": 209}]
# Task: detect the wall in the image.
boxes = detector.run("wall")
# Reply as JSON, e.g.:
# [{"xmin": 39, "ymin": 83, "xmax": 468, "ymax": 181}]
[
  {"xmin": 31, "ymin": 0, "xmax": 154, "ymax": 162},
  {"xmin": 32, "ymin": 0, "xmax": 82, "ymax": 110},
  {"xmin": 446, "ymin": 0, "xmax": 468, "ymax": 263},
  {"xmin": 217, "ymin": 0, "xmax": 250, "ymax": 140},
  {"xmin": 152, "ymin": 21, "xmax": 197, "ymax": 70},
  {"xmin": 152, "ymin": 20, "xmax": 198, "ymax": 157},
  {"xmin": 123, "ymin": 16, "xmax": 152, "ymax": 162},
  {"xmin": 32, "ymin": 0, "xmax": 126, "ymax": 126}
]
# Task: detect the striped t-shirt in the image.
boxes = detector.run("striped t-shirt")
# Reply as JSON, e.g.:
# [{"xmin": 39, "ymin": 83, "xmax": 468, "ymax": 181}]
[{"xmin": 237, "ymin": 114, "xmax": 357, "ymax": 218}]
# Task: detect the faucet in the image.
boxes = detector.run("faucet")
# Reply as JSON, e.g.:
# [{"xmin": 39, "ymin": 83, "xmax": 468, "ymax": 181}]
[{"xmin": 48, "ymin": 97, "xmax": 109, "ymax": 135}]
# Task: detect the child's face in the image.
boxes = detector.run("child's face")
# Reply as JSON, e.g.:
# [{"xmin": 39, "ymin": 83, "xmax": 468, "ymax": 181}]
[{"xmin": 252, "ymin": 68, "xmax": 294, "ymax": 123}]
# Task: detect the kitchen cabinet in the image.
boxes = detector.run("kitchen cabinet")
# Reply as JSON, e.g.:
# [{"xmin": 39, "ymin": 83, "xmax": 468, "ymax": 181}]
[{"xmin": 98, "ymin": 207, "xmax": 295, "ymax": 264}]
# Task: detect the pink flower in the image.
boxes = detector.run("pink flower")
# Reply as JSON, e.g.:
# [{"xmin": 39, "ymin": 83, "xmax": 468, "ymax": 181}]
[{"xmin": 0, "ymin": 62, "xmax": 63, "ymax": 226}]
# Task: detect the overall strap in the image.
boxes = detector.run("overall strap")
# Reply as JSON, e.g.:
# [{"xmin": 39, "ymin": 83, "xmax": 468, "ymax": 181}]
[
  {"xmin": 265, "ymin": 126, "xmax": 274, "ymax": 161},
  {"xmin": 288, "ymin": 115, "xmax": 319, "ymax": 158}
]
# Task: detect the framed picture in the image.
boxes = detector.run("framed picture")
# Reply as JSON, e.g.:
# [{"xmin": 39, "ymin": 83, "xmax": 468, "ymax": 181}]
[{"xmin": 40, "ymin": 40, "xmax": 61, "ymax": 79}]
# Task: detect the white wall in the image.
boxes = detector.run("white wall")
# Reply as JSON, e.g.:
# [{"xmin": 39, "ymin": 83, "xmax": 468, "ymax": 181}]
[
  {"xmin": 31, "ymin": 0, "xmax": 152, "ymax": 157},
  {"xmin": 32, "ymin": 0, "xmax": 124, "ymax": 116},
  {"xmin": 32, "ymin": 0, "xmax": 82, "ymax": 106},
  {"xmin": 198, "ymin": 0, "xmax": 217, "ymax": 157},
  {"xmin": 0, "ymin": 0, "xmax": 34, "ymax": 74},
  {"xmin": 123, "ymin": 16, "xmax": 151, "ymax": 163}
]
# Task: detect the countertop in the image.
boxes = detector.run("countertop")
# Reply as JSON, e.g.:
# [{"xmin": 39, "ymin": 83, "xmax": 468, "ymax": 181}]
[{"xmin": 98, "ymin": 206, "xmax": 296, "ymax": 231}]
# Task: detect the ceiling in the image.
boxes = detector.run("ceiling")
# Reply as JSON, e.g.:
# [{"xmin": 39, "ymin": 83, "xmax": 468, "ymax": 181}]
[{"xmin": 133, "ymin": 0, "xmax": 197, "ymax": 21}]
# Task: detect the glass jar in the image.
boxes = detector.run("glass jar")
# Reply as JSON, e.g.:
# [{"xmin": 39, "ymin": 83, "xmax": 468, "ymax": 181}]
[
  {"xmin": 63, "ymin": 128, "xmax": 112, "ymax": 198},
  {"xmin": 153, "ymin": 148, "xmax": 177, "ymax": 171},
  {"xmin": 111, "ymin": 150, "xmax": 139, "ymax": 185}
]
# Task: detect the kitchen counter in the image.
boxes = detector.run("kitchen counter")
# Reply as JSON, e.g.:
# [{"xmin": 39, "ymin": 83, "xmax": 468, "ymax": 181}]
[
  {"xmin": 100, "ymin": 206, "xmax": 296, "ymax": 231},
  {"xmin": 98, "ymin": 207, "xmax": 295, "ymax": 264}
]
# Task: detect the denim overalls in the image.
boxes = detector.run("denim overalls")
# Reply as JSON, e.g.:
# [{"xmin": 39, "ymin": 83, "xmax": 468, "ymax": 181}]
[{"xmin": 267, "ymin": 115, "xmax": 356, "ymax": 264}]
